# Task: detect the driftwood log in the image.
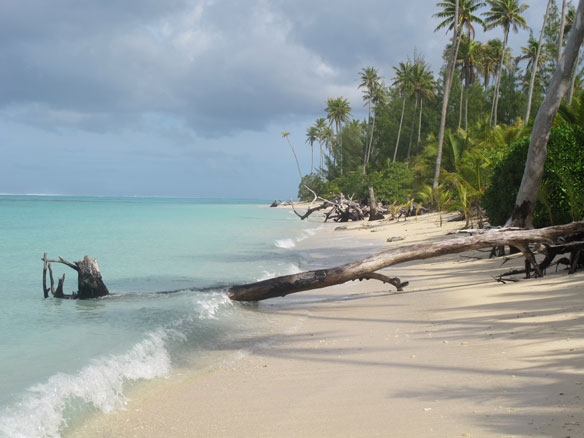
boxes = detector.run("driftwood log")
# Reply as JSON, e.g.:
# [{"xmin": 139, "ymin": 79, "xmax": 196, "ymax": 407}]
[
  {"xmin": 228, "ymin": 221, "xmax": 584, "ymax": 301},
  {"xmin": 42, "ymin": 254, "xmax": 109, "ymax": 299}
]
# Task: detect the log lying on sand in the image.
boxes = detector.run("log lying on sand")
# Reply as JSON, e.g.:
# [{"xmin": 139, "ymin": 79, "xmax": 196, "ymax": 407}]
[
  {"xmin": 228, "ymin": 221, "xmax": 584, "ymax": 302},
  {"xmin": 42, "ymin": 254, "xmax": 109, "ymax": 299}
]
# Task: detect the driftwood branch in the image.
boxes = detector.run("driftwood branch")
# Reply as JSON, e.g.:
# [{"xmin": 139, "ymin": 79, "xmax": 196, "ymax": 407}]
[{"xmin": 228, "ymin": 221, "xmax": 584, "ymax": 301}]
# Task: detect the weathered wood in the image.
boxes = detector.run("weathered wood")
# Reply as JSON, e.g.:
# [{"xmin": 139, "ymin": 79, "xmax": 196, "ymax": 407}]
[
  {"xmin": 228, "ymin": 221, "xmax": 584, "ymax": 301},
  {"xmin": 368, "ymin": 187, "xmax": 384, "ymax": 221},
  {"xmin": 41, "ymin": 254, "xmax": 109, "ymax": 299},
  {"xmin": 42, "ymin": 253, "xmax": 50, "ymax": 299}
]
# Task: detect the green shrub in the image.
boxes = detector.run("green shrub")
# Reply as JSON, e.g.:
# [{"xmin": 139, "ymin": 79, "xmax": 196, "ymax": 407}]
[
  {"xmin": 297, "ymin": 174, "xmax": 328, "ymax": 201},
  {"xmin": 483, "ymin": 124, "xmax": 584, "ymax": 227}
]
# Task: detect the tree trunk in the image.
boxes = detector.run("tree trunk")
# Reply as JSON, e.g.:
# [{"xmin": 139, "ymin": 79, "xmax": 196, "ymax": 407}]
[
  {"xmin": 567, "ymin": 49, "xmax": 581, "ymax": 104},
  {"xmin": 458, "ymin": 77, "xmax": 464, "ymax": 129},
  {"xmin": 558, "ymin": 0, "xmax": 568, "ymax": 63},
  {"xmin": 363, "ymin": 110, "xmax": 377, "ymax": 175},
  {"xmin": 406, "ymin": 96, "xmax": 418, "ymax": 161},
  {"xmin": 525, "ymin": 0, "xmax": 552, "ymax": 124},
  {"xmin": 286, "ymin": 137, "xmax": 303, "ymax": 180},
  {"xmin": 491, "ymin": 28, "xmax": 509, "ymax": 127},
  {"xmin": 393, "ymin": 94, "xmax": 407, "ymax": 162},
  {"xmin": 464, "ymin": 81, "xmax": 469, "ymax": 131},
  {"xmin": 415, "ymin": 97, "xmax": 424, "ymax": 158},
  {"xmin": 42, "ymin": 255, "xmax": 109, "ymax": 299},
  {"xmin": 510, "ymin": 0, "xmax": 584, "ymax": 228},
  {"xmin": 228, "ymin": 221, "xmax": 584, "ymax": 301},
  {"xmin": 368, "ymin": 187, "xmax": 384, "ymax": 221},
  {"xmin": 433, "ymin": 0, "xmax": 460, "ymax": 189}
]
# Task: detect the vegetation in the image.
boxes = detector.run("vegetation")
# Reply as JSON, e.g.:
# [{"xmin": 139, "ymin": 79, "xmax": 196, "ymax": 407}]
[{"xmin": 288, "ymin": 0, "xmax": 584, "ymax": 228}]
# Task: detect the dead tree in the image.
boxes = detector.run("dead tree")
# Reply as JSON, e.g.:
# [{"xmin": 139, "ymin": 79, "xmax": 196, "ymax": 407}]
[
  {"xmin": 228, "ymin": 221, "xmax": 584, "ymax": 301},
  {"xmin": 42, "ymin": 254, "xmax": 109, "ymax": 299}
]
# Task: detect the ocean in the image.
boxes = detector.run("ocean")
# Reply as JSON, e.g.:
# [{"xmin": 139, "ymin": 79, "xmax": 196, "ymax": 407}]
[{"xmin": 0, "ymin": 196, "xmax": 349, "ymax": 438}]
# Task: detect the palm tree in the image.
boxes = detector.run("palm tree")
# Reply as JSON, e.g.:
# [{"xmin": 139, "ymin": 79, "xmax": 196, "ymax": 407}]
[
  {"xmin": 392, "ymin": 60, "xmax": 412, "ymax": 162},
  {"xmin": 435, "ymin": 0, "xmax": 486, "ymax": 39},
  {"xmin": 325, "ymin": 97, "xmax": 352, "ymax": 175},
  {"xmin": 358, "ymin": 66, "xmax": 384, "ymax": 174},
  {"xmin": 432, "ymin": 0, "xmax": 461, "ymax": 188},
  {"xmin": 282, "ymin": 131, "xmax": 302, "ymax": 180},
  {"xmin": 522, "ymin": 0, "xmax": 552, "ymax": 123},
  {"xmin": 314, "ymin": 117, "xmax": 327, "ymax": 172},
  {"xmin": 413, "ymin": 65, "xmax": 436, "ymax": 156},
  {"xmin": 483, "ymin": 0, "xmax": 529, "ymax": 127},
  {"xmin": 477, "ymin": 39, "xmax": 501, "ymax": 89},
  {"xmin": 566, "ymin": 7, "xmax": 582, "ymax": 103},
  {"xmin": 456, "ymin": 35, "xmax": 481, "ymax": 130},
  {"xmin": 305, "ymin": 126, "xmax": 318, "ymax": 174}
]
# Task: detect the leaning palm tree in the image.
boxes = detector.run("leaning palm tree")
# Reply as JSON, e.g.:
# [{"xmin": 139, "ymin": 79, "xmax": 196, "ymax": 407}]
[
  {"xmin": 282, "ymin": 131, "xmax": 302, "ymax": 180},
  {"xmin": 522, "ymin": 0, "xmax": 553, "ymax": 123},
  {"xmin": 392, "ymin": 60, "xmax": 413, "ymax": 162},
  {"xmin": 483, "ymin": 0, "xmax": 529, "ymax": 127},
  {"xmin": 305, "ymin": 126, "xmax": 319, "ymax": 174},
  {"xmin": 362, "ymin": 81, "xmax": 387, "ymax": 173},
  {"xmin": 325, "ymin": 97, "xmax": 352, "ymax": 175}
]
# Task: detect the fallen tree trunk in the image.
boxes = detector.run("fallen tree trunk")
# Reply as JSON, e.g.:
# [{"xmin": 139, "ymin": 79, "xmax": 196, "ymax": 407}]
[{"xmin": 228, "ymin": 221, "xmax": 584, "ymax": 301}]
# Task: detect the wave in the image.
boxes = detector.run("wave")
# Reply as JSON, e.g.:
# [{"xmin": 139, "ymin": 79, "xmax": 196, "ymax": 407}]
[
  {"xmin": 0, "ymin": 291, "xmax": 234, "ymax": 438},
  {"xmin": 274, "ymin": 238, "xmax": 296, "ymax": 249}
]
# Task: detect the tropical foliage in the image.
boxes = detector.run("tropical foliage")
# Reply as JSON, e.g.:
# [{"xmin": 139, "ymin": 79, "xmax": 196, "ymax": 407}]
[{"xmin": 286, "ymin": 0, "xmax": 584, "ymax": 228}]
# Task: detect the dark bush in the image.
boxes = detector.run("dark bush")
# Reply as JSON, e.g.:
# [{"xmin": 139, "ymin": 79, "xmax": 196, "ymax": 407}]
[{"xmin": 483, "ymin": 124, "xmax": 584, "ymax": 227}]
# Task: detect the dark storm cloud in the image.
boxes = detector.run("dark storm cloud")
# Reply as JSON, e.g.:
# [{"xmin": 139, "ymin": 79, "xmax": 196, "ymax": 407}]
[{"xmin": 0, "ymin": 0, "xmax": 545, "ymax": 136}]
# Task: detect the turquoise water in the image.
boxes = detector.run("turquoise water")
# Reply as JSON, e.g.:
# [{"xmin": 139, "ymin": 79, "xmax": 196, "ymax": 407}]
[{"xmin": 0, "ymin": 196, "xmax": 321, "ymax": 438}]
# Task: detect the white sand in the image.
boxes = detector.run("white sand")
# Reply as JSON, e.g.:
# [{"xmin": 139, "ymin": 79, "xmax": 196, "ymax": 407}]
[{"xmin": 71, "ymin": 213, "xmax": 584, "ymax": 438}]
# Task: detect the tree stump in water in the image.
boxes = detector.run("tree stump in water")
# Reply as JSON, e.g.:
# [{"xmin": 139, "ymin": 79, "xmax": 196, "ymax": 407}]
[{"xmin": 42, "ymin": 254, "xmax": 109, "ymax": 299}]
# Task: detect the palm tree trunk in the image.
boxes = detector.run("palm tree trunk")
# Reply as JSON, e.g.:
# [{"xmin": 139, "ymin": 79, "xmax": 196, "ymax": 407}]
[
  {"xmin": 407, "ymin": 96, "xmax": 418, "ymax": 160},
  {"xmin": 363, "ymin": 111, "xmax": 377, "ymax": 175},
  {"xmin": 491, "ymin": 28, "xmax": 509, "ymax": 127},
  {"xmin": 433, "ymin": 0, "xmax": 461, "ymax": 189},
  {"xmin": 525, "ymin": 0, "xmax": 552, "ymax": 123},
  {"xmin": 286, "ymin": 138, "xmax": 303, "ymax": 180},
  {"xmin": 415, "ymin": 97, "xmax": 424, "ymax": 157},
  {"xmin": 393, "ymin": 93, "xmax": 407, "ymax": 162},
  {"xmin": 337, "ymin": 121, "xmax": 343, "ymax": 176},
  {"xmin": 568, "ymin": 49, "xmax": 582, "ymax": 103},
  {"xmin": 310, "ymin": 144, "xmax": 314, "ymax": 174},
  {"xmin": 558, "ymin": 0, "xmax": 568, "ymax": 63},
  {"xmin": 509, "ymin": 0, "xmax": 584, "ymax": 228},
  {"xmin": 458, "ymin": 77, "xmax": 464, "ymax": 129},
  {"xmin": 464, "ymin": 81, "xmax": 469, "ymax": 131}
]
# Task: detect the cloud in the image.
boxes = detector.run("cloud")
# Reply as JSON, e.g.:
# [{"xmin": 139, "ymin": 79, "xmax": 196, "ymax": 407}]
[{"xmin": 0, "ymin": 0, "xmax": 545, "ymax": 138}]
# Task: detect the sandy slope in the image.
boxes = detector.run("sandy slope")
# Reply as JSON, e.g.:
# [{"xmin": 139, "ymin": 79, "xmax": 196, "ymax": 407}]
[{"xmin": 71, "ymin": 213, "xmax": 584, "ymax": 438}]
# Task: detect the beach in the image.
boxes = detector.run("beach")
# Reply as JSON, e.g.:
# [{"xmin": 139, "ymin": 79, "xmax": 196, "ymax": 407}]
[{"xmin": 69, "ymin": 212, "xmax": 584, "ymax": 438}]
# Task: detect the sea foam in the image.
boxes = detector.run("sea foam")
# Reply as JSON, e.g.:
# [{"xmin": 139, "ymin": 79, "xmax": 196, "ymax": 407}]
[{"xmin": 0, "ymin": 330, "xmax": 173, "ymax": 438}]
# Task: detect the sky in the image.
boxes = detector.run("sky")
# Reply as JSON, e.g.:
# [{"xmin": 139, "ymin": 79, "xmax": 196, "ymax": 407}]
[{"xmin": 0, "ymin": 0, "xmax": 549, "ymax": 199}]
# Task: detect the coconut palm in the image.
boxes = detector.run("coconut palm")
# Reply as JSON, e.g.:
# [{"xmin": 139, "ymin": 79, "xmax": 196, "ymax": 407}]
[
  {"xmin": 282, "ymin": 131, "xmax": 302, "ymax": 180},
  {"xmin": 358, "ymin": 66, "xmax": 385, "ymax": 174},
  {"xmin": 456, "ymin": 35, "xmax": 481, "ymax": 130},
  {"xmin": 477, "ymin": 39, "xmax": 501, "ymax": 89},
  {"xmin": 410, "ymin": 62, "xmax": 436, "ymax": 157},
  {"xmin": 432, "ymin": 0, "xmax": 462, "ymax": 188},
  {"xmin": 483, "ymin": 0, "xmax": 529, "ymax": 127},
  {"xmin": 392, "ymin": 60, "xmax": 413, "ymax": 162},
  {"xmin": 325, "ymin": 97, "xmax": 352, "ymax": 175},
  {"xmin": 558, "ymin": 0, "xmax": 568, "ymax": 63},
  {"xmin": 314, "ymin": 117, "xmax": 327, "ymax": 172},
  {"xmin": 435, "ymin": 0, "xmax": 486, "ymax": 39},
  {"xmin": 305, "ymin": 126, "xmax": 318, "ymax": 174}
]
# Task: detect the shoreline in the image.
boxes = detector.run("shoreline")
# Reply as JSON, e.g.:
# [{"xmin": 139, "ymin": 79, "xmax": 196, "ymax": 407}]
[{"xmin": 70, "ymin": 212, "xmax": 584, "ymax": 438}]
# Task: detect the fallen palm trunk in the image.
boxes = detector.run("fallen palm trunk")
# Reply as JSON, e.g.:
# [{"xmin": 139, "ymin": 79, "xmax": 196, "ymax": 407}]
[{"xmin": 228, "ymin": 221, "xmax": 584, "ymax": 301}]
